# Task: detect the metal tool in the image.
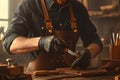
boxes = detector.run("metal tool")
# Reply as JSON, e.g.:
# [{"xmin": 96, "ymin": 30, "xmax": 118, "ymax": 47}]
[
  {"xmin": 71, "ymin": 57, "xmax": 82, "ymax": 69},
  {"xmin": 59, "ymin": 39, "xmax": 82, "ymax": 68},
  {"xmin": 6, "ymin": 58, "xmax": 13, "ymax": 67},
  {"xmin": 64, "ymin": 48, "xmax": 80, "ymax": 58},
  {"xmin": 63, "ymin": 48, "xmax": 83, "ymax": 69}
]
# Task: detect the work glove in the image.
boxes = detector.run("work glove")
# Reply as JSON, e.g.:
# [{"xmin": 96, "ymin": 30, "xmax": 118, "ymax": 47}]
[
  {"xmin": 38, "ymin": 35, "xmax": 66, "ymax": 53},
  {"xmin": 71, "ymin": 48, "xmax": 91, "ymax": 69}
]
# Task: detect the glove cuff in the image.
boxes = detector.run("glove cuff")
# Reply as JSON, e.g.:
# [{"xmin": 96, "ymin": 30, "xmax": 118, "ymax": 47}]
[
  {"xmin": 38, "ymin": 37, "xmax": 45, "ymax": 51},
  {"xmin": 38, "ymin": 35, "xmax": 56, "ymax": 52}
]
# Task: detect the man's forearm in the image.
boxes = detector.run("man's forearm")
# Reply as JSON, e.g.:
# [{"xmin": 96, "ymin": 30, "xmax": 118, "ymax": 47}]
[
  {"xmin": 10, "ymin": 37, "xmax": 40, "ymax": 54},
  {"xmin": 87, "ymin": 43, "xmax": 101, "ymax": 58}
]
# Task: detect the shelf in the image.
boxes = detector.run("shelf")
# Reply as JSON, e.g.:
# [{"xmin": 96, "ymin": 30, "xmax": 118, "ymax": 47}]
[{"xmin": 89, "ymin": 11, "xmax": 120, "ymax": 19}]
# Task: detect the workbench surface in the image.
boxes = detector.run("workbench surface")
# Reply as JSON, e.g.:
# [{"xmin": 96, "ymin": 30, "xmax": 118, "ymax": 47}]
[
  {"xmin": 33, "ymin": 74, "xmax": 116, "ymax": 80},
  {"xmin": 32, "ymin": 68, "xmax": 118, "ymax": 80}
]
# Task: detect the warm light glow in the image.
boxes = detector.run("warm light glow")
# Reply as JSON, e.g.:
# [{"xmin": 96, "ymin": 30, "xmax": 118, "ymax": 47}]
[
  {"xmin": 0, "ymin": 0, "xmax": 8, "ymax": 19},
  {"xmin": 101, "ymin": 37, "xmax": 105, "ymax": 42},
  {"xmin": 0, "ymin": 0, "xmax": 8, "ymax": 32},
  {"xmin": 0, "ymin": 21, "xmax": 8, "ymax": 31}
]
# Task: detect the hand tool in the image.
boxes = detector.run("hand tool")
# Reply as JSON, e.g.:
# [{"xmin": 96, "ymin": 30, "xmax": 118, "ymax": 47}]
[
  {"xmin": 59, "ymin": 38, "xmax": 82, "ymax": 68},
  {"xmin": 64, "ymin": 48, "xmax": 80, "ymax": 58},
  {"xmin": 64, "ymin": 48, "xmax": 84, "ymax": 69}
]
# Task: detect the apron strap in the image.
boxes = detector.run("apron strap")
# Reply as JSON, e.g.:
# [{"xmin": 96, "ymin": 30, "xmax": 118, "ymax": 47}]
[
  {"xmin": 41, "ymin": 0, "xmax": 53, "ymax": 33},
  {"xmin": 69, "ymin": 4, "xmax": 78, "ymax": 33},
  {"xmin": 40, "ymin": 0, "xmax": 77, "ymax": 33}
]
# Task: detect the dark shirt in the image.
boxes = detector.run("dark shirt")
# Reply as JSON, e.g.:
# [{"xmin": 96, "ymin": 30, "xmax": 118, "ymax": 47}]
[{"xmin": 2, "ymin": 0, "xmax": 103, "ymax": 59}]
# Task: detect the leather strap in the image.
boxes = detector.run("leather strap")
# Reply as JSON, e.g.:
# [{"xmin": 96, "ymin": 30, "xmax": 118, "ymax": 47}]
[
  {"xmin": 69, "ymin": 3, "xmax": 78, "ymax": 32},
  {"xmin": 41, "ymin": 0, "xmax": 53, "ymax": 33},
  {"xmin": 40, "ymin": 0, "xmax": 77, "ymax": 33}
]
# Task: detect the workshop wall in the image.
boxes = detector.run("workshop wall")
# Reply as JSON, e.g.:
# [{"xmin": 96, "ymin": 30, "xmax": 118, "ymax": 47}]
[{"xmin": 88, "ymin": 0, "xmax": 120, "ymax": 60}]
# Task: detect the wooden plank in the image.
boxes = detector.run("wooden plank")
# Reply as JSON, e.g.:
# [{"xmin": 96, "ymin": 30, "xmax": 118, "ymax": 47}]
[
  {"xmin": 33, "ymin": 70, "xmax": 60, "ymax": 76},
  {"xmin": 33, "ymin": 67, "xmax": 108, "ymax": 80},
  {"xmin": 56, "ymin": 68, "xmax": 107, "ymax": 77},
  {"xmin": 33, "ymin": 74, "xmax": 80, "ymax": 80}
]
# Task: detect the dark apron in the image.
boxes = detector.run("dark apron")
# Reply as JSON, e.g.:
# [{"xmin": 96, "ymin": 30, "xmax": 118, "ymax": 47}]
[{"xmin": 27, "ymin": 30, "xmax": 79, "ymax": 72}]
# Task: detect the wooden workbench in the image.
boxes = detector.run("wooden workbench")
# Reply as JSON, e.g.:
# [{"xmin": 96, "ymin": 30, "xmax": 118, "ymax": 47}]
[{"xmin": 33, "ymin": 73, "xmax": 116, "ymax": 80}]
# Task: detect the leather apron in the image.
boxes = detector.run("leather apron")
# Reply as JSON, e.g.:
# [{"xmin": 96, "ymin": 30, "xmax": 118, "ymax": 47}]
[
  {"xmin": 27, "ymin": 31, "xmax": 79, "ymax": 72},
  {"xmin": 26, "ymin": 0, "xmax": 79, "ymax": 72}
]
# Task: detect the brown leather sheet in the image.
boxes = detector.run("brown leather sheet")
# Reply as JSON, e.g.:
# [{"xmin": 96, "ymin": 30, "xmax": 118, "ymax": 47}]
[{"xmin": 33, "ymin": 68, "xmax": 108, "ymax": 80}]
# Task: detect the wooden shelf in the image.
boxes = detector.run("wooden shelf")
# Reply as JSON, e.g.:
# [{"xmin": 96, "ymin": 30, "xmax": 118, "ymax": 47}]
[{"xmin": 89, "ymin": 11, "xmax": 120, "ymax": 19}]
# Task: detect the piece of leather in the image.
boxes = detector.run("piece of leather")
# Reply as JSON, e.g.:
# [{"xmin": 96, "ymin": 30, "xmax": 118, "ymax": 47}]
[{"xmin": 27, "ymin": 30, "xmax": 79, "ymax": 72}]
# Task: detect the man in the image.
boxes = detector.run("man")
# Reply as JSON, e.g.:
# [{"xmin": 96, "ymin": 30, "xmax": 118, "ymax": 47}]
[{"xmin": 2, "ymin": 0, "xmax": 103, "ymax": 72}]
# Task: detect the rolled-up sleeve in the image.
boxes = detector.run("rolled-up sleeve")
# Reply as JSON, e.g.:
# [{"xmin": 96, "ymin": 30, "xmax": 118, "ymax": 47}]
[
  {"xmin": 76, "ymin": 3, "xmax": 103, "ymax": 50},
  {"xmin": 80, "ymin": 20, "xmax": 103, "ymax": 50},
  {"xmin": 2, "ymin": 0, "xmax": 32, "ymax": 54}
]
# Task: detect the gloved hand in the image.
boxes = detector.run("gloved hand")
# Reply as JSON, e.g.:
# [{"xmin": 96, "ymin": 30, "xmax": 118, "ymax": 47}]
[
  {"xmin": 38, "ymin": 35, "xmax": 66, "ymax": 53},
  {"xmin": 71, "ymin": 49, "xmax": 91, "ymax": 69}
]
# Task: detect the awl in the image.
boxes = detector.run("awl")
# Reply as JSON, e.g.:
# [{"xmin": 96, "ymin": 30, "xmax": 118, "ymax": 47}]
[{"xmin": 64, "ymin": 48, "xmax": 80, "ymax": 58}]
